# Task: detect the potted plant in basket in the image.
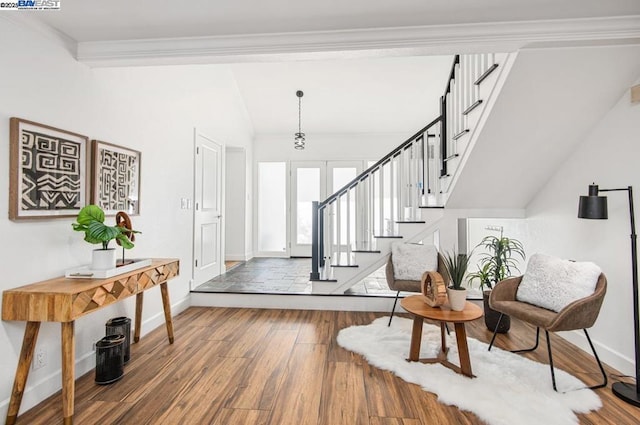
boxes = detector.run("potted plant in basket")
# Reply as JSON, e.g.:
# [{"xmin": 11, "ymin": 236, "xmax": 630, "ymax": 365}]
[
  {"xmin": 468, "ymin": 233, "xmax": 525, "ymax": 333},
  {"xmin": 72, "ymin": 205, "xmax": 138, "ymax": 270},
  {"xmin": 442, "ymin": 249, "xmax": 471, "ymax": 311}
]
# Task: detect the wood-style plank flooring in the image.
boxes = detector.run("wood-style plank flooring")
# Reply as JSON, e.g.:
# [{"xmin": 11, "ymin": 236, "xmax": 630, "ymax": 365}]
[{"xmin": 15, "ymin": 307, "xmax": 640, "ymax": 424}]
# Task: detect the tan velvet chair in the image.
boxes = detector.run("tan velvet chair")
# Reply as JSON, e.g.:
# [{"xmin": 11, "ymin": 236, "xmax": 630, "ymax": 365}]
[
  {"xmin": 487, "ymin": 273, "xmax": 608, "ymax": 391},
  {"xmin": 385, "ymin": 252, "xmax": 451, "ymax": 326}
]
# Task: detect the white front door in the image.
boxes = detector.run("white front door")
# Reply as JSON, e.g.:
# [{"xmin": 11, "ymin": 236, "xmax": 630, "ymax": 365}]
[
  {"xmin": 289, "ymin": 161, "xmax": 363, "ymax": 257},
  {"xmin": 290, "ymin": 161, "xmax": 326, "ymax": 257},
  {"xmin": 193, "ymin": 130, "xmax": 223, "ymax": 286}
]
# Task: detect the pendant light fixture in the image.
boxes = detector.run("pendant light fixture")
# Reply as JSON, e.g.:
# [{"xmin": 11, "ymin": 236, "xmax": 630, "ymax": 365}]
[{"xmin": 294, "ymin": 90, "xmax": 305, "ymax": 150}]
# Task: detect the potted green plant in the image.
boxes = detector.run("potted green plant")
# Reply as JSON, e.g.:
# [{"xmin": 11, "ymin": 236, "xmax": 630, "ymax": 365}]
[
  {"xmin": 72, "ymin": 205, "xmax": 137, "ymax": 270},
  {"xmin": 442, "ymin": 249, "xmax": 471, "ymax": 311},
  {"xmin": 468, "ymin": 232, "xmax": 525, "ymax": 332}
]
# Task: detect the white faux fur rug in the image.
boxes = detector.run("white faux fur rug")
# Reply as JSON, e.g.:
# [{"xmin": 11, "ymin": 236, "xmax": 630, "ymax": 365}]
[{"xmin": 337, "ymin": 317, "xmax": 601, "ymax": 425}]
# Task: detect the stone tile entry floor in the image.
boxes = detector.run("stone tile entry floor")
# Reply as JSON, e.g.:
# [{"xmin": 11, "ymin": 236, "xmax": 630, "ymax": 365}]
[{"xmin": 193, "ymin": 257, "xmax": 396, "ymax": 296}]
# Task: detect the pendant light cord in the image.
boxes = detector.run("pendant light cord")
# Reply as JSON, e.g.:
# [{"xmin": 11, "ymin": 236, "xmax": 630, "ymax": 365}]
[{"xmin": 298, "ymin": 95, "xmax": 302, "ymax": 134}]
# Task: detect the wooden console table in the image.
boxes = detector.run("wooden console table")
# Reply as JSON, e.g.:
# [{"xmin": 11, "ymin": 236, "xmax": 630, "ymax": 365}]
[{"xmin": 2, "ymin": 258, "xmax": 180, "ymax": 425}]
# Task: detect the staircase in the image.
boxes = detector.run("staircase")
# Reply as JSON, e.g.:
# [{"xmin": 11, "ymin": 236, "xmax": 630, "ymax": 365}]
[{"xmin": 310, "ymin": 52, "xmax": 513, "ymax": 294}]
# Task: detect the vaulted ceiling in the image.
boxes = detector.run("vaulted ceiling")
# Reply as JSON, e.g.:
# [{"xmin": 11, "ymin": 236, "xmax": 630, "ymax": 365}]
[
  {"xmin": 20, "ymin": 1, "xmax": 640, "ymax": 136},
  {"xmin": 34, "ymin": 0, "xmax": 640, "ymax": 42}
]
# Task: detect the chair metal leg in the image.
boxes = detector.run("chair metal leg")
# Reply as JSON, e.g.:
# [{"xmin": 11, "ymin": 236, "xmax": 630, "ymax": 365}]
[
  {"xmin": 583, "ymin": 329, "xmax": 608, "ymax": 390},
  {"xmin": 388, "ymin": 291, "xmax": 401, "ymax": 327},
  {"xmin": 487, "ymin": 313, "xmax": 504, "ymax": 351},
  {"xmin": 512, "ymin": 327, "xmax": 540, "ymax": 353},
  {"xmin": 545, "ymin": 330, "xmax": 558, "ymax": 392},
  {"xmin": 489, "ymin": 317, "xmax": 540, "ymax": 353},
  {"xmin": 548, "ymin": 329, "xmax": 607, "ymax": 392}
]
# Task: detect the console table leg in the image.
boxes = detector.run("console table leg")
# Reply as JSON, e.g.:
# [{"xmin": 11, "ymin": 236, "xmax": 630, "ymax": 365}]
[
  {"xmin": 134, "ymin": 292, "xmax": 143, "ymax": 343},
  {"xmin": 160, "ymin": 282, "xmax": 174, "ymax": 344},
  {"xmin": 6, "ymin": 321, "xmax": 40, "ymax": 425},
  {"xmin": 61, "ymin": 321, "xmax": 75, "ymax": 424}
]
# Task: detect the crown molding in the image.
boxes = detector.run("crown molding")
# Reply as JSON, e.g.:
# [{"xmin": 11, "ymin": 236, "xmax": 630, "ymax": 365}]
[
  {"xmin": 70, "ymin": 15, "xmax": 640, "ymax": 66},
  {"xmin": 1, "ymin": 14, "xmax": 77, "ymax": 57}
]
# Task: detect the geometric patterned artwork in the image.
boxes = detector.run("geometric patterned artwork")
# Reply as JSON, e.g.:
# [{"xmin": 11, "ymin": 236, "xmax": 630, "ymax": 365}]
[
  {"xmin": 9, "ymin": 117, "xmax": 88, "ymax": 220},
  {"xmin": 92, "ymin": 140, "xmax": 141, "ymax": 215}
]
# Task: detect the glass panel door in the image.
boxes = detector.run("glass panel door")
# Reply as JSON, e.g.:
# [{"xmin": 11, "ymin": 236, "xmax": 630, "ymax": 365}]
[
  {"xmin": 327, "ymin": 161, "xmax": 362, "ymax": 263},
  {"xmin": 290, "ymin": 161, "xmax": 364, "ymax": 258},
  {"xmin": 290, "ymin": 161, "xmax": 326, "ymax": 257},
  {"xmin": 257, "ymin": 162, "xmax": 288, "ymax": 255}
]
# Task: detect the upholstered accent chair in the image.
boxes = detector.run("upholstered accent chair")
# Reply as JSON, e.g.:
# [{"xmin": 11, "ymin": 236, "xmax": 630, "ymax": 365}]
[
  {"xmin": 385, "ymin": 252, "xmax": 450, "ymax": 326},
  {"xmin": 487, "ymin": 273, "xmax": 608, "ymax": 392}
]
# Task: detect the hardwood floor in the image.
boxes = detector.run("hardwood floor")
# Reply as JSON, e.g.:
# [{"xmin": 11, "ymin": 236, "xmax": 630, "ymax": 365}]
[{"xmin": 15, "ymin": 307, "xmax": 639, "ymax": 424}]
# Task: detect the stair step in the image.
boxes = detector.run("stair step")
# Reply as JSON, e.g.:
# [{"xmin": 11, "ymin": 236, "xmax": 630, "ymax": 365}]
[
  {"xmin": 474, "ymin": 63, "xmax": 499, "ymax": 85},
  {"xmin": 396, "ymin": 221, "xmax": 425, "ymax": 224},
  {"xmin": 443, "ymin": 154, "xmax": 459, "ymax": 162},
  {"xmin": 452, "ymin": 129, "xmax": 469, "ymax": 140},
  {"xmin": 463, "ymin": 99, "xmax": 483, "ymax": 115},
  {"xmin": 353, "ymin": 250, "xmax": 381, "ymax": 253},
  {"xmin": 331, "ymin": 264, "xmax": 359, "ymax": 268},
  {"xmin": 373, "ymin": 235, "xmax": 403, "ymax": 239}
]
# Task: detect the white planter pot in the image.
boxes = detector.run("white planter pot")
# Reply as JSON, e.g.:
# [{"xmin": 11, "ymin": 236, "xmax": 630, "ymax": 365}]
[
  {"xmin": 446, "ymin": 287, "xmax": 468, "ymax": 311},
  {"xmin": 92, "ymin": 248, "xmax": 117, "ymax": 270}
]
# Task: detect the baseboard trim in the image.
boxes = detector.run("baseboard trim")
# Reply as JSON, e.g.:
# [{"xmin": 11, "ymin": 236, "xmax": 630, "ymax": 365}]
[
  {"xmin": 0, "ymin": 294, "xmax": 191, "ymax": 420},
  {"xmin": 225, "ymin": 254, "xmax": 250, "ymax": 261},
  {"xmin": 558, "ymin": 329, "xmax": 634, "ymax": 377},
  {"xmin": 191, "ymin": 291, "xmax": 398, "ymax": 312}
]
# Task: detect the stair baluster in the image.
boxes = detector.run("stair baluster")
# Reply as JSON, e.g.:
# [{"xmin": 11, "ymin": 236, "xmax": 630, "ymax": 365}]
[{"xmin": 310, "ymin": 53, "xmax": 502, "ymax": 286}]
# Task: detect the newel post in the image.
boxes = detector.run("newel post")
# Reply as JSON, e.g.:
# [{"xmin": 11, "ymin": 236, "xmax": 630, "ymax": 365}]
[{"xmin": 310, "ymin": 201, "xmax": 321, "ymax": 280}]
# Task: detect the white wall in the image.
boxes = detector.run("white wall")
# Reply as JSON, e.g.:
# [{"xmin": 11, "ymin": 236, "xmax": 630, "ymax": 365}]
[
  {"xmin": 225, "ymin": 147, "xmax": 249, "ymax": 260},
  {"xmin": 0, "ymin": 19, "xmax": 253, "ymax": 417},
  {"xmin": 526, "ymin": 81, "xmax": 640, "ymax": 375}
]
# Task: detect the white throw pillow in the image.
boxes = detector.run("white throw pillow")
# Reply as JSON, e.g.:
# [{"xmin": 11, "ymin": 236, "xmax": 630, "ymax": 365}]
[
  {"xmin": 391, "ymin": 242, "xmax": 438, "ymax": 281},
  {"xmin": 516, "ymin": 253, "xmax": 601, "ymax": 312}
]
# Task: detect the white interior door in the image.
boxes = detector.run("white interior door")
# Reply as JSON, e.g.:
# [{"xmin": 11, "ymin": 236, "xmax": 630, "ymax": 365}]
[{"xmin": 193, "ymin": 130, "xmax": 223, "ymax": 286}]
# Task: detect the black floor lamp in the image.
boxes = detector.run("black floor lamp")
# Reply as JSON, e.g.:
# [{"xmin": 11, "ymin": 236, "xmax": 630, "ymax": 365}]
[{"xmin": 578, "ymin": 183, "xmax": 640, "ymax": 407}]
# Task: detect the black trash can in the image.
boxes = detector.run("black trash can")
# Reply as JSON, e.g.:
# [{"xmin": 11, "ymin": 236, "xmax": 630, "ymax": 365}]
[
  {"xmin": 106, "ymin": 316, "xmax": 131, "ymax": 364},
  {"xmin": 95, "ymin": 334, "xmax": 125, "ymax": 385}
]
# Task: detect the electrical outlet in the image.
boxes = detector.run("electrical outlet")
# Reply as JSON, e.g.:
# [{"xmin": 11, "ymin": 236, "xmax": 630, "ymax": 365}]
[{"xmin": 33, "ymin": 348, "xmax": 46, "ymax": 370}]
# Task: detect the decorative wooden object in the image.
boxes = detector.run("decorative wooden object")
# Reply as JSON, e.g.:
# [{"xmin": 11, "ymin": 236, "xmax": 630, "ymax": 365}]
[
  {"xmin": 2, "ymin": 258, "xmax": 179, "ymax": 425},
  {"xmin": 115, "ymin": 211, "xmax": 135, "ymax": 265},
  {"xmin": 632, "ymin": 84, "xmax": 640, "ymax": 104},
  {"xmin": 421, "ymin": 271, "xmax": 446, "ymax": 307},
  {"xmin": 401, "ymin": 295, "xmax": 482, "ymax": 377}
]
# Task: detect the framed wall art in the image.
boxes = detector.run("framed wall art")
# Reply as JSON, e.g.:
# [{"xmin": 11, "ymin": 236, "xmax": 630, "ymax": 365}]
[
  {"xmin": 92, "ymin": 140, "xmax": 141, "ymax": 215},
  {"xmin": 9, "ymin": 117, "xmax": 89, "ymax": 220}
]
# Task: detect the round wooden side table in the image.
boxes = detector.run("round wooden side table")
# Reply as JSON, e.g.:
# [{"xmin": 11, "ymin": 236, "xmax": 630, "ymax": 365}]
[{"xmin": 400, "ymin": 295, "xmax": 483, "ymax": 377}]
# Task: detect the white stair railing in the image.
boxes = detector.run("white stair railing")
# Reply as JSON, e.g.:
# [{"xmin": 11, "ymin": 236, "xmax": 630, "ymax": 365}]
[{"xmin": 310, "ymin": 53, "xmax": 501, "ymax": 284}]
